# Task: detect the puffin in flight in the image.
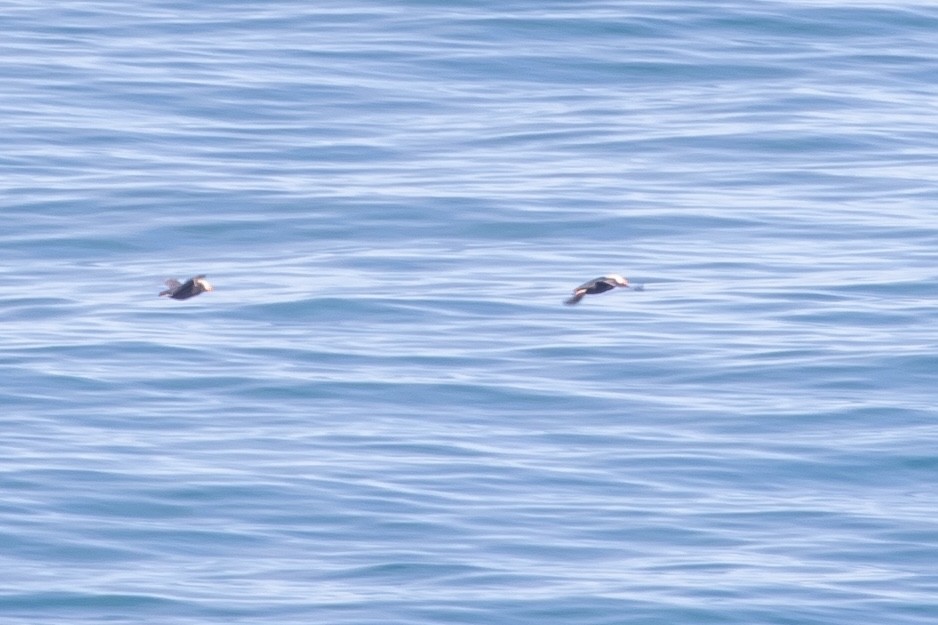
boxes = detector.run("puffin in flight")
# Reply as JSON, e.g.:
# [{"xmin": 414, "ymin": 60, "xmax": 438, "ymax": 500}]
[
  {"xmin": 159, "ymin": 275, "xmax": 214, "ymax": 300},
  {"xmin": 564, "ymin": 274, "xmax": 629, "ymax": 305}
]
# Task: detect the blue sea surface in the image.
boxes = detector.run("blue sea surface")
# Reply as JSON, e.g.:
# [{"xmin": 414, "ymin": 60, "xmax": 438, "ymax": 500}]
[{"xmin": 2, "ymin": 1, "xmax": 938, "ymax": 623}]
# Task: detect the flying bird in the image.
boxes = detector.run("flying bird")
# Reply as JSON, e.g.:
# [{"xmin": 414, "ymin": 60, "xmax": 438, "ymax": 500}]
[
  {"xmin": 159, "ymin": 275, "xmax": 214, "ymax": 300},
  {"xmin": 564, "ymin": 274, "xmax": 629, "ymax": 305}
]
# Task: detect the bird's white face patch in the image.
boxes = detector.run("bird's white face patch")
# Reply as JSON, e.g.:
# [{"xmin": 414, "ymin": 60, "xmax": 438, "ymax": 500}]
[
  {"xmin": 606, "ymin": 274, "xmax": 628, "ymax": 286},
  {"xmin": 196, "ymin": 278, "xmax": 214, "ymax": 291}
]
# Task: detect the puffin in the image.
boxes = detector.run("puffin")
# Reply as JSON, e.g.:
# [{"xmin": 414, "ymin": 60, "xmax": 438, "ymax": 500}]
[
  {"xmin": 564, "ymin": 274, "xmax": 629, "ymax": 305},
  {"xmin": 159, "ymin": 275, "xmax": 214, "ymax": 300}
]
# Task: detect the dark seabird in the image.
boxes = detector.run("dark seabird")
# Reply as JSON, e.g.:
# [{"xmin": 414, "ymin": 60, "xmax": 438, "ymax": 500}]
[
  {"xmin": 159, "ymin": 275, "xmax": 214, "ymax": 300},
  {"xmin": 564, "ymin": 274, "xmax": 629, "ymax": 305}
]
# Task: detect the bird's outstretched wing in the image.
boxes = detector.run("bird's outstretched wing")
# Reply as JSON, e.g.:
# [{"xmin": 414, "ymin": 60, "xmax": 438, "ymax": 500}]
[
  {"xmin": 564, "ymin": 290, "xmax": 586, "ymax": 305},
  {"xmin": 159, "ymin": 279, "xmax": 182, "ymax": 297}
]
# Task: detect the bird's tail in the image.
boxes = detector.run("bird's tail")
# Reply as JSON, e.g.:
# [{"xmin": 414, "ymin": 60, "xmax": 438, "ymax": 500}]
[{"xmin": 564, "ymin": 293, "xmax": 584, "ymax": 305}]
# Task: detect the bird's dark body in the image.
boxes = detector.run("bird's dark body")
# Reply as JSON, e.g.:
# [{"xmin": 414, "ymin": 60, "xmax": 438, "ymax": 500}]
[
  {"xmin": 564, "ymin": 274, "xmax": 629, "ymax": 305},
  {"xmin": 584, "ymin": 281, "xmax": 615, "ymax": 295},
  {"xmin": 168, "ymin": 278, "xmax": 200, "ymax": 300},
  {"xmin": 159, "ymin": 275, "xmax": 212, "ymax": 300}
]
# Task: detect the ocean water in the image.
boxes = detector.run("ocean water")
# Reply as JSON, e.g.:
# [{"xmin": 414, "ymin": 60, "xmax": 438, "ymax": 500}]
[{"xmin": 2, "ymin": 1, "xmax": 938, "ymax": 623}]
